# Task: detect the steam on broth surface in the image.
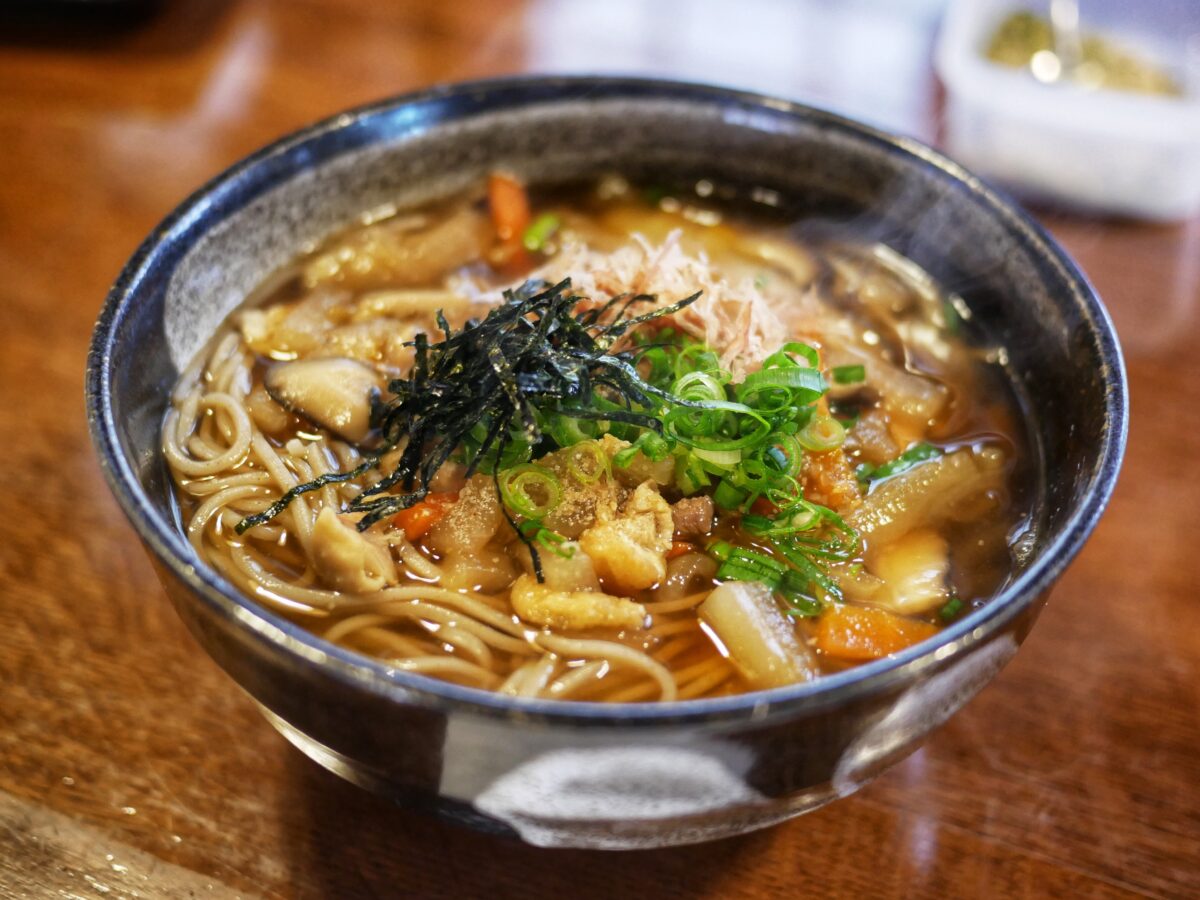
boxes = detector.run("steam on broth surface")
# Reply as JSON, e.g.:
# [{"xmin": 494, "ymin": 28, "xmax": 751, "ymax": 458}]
[{"xmin": 164, "ymin": 174, "xmax": 1029, "ymax": 702}]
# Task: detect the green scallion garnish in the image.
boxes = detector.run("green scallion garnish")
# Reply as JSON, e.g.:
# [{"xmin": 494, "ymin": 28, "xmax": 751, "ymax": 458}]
[
  {"xmin": 856, "ymin": 442, "xmax": 942, "ymax": 487},
  {"xmin": 939, "ymin": 596, "xmax": 965, "ymax": 621},
  {"xmin": 498, "ymin": 463, "xmax": 562, "ymax": 519},
  {"xmin": 522, "ymin": 213, "xmax": 560, "ymax": 252},
  {"xmin": 832, "ymin": 363, "xmax": 866, "ymax": 385},
  {"xmin": 709, "ymin": 540, "xmax": 830, "ymax": 617},
  {"xmin": 519, "ymin": 520, "xmax": 575, "ymax": 559},
  {"xmin": 796, "ymin": 414, "xmax": 846, "ymax": 452},
  {"xmin": 565, "ymin": 441, "xmax": 610, "ymax": 484}
]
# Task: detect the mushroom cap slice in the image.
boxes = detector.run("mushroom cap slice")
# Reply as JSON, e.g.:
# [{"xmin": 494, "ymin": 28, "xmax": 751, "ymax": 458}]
[{"xmin": 264, "ymin": 357, "xmax": 383, "ymax": 444}]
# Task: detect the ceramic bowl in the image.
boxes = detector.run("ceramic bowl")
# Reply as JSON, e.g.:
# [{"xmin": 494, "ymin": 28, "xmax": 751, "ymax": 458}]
[{"xmin": 86, "ymin": 76, "xmax": 1127, "ymax": 849}]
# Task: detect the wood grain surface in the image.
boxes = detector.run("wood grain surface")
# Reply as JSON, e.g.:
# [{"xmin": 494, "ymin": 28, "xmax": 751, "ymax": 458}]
[{"xmin": 1, "ymin": 1, "xmax": 1197, "ymax": 897}]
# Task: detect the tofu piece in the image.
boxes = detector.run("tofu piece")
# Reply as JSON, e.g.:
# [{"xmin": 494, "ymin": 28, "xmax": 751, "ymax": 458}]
[
  {"xmin": 578, "ymin": 481, "xmax": 674, "ymax": 593},
  {"xmin": 510, "ymin": 574, "xmax": 647, "ymax": 631}
]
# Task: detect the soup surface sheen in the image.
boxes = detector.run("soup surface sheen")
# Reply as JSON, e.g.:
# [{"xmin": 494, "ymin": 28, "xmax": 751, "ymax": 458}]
[{"xmin": 165, "ymin": 175, "xmax": 1030, "ymax": 703}]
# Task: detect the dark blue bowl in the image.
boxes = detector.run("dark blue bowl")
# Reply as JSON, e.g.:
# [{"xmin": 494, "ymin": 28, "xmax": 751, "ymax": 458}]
[{"xmin": 85, "ymin": 76, "xmax": 1127, "ymax": 849}]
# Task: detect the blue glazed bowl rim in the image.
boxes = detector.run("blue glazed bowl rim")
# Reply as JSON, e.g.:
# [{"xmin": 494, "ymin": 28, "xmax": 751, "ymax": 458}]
[{"xmin": 85, "ymin": 75, "xmax": 1129, "ymax": 727}]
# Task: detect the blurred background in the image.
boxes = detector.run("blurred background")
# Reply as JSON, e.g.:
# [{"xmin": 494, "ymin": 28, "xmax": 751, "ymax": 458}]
[{"xmin": 2, "ymin": 0, "xmax": 1196, "ymax": 215}]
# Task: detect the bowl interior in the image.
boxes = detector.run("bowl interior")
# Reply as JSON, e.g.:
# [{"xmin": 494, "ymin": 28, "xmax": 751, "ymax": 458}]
[{"xmin": 90, "ymin": 78, "xmax": 1126, "ymax": 716}]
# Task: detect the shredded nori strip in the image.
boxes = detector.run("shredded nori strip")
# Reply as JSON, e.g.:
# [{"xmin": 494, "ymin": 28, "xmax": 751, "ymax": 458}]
[{"xmin": 235, "ymin": 278, "xmax": 700, "ymax": 574}]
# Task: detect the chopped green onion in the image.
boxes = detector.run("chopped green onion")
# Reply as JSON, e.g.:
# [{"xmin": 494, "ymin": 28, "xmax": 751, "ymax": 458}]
[
  {"xmin": 734, "ymin": 515, "xmax": 767, "ymax": 535},
  {"xmin": 692, "ymin": 447, "xmax": 742, "ymax": 468},
  {"xmin": 762, "ymin": 341, "xmax": 820, "ymax": 369},
  {"xmin": 675, "ymin": 452, "xmax": 710, "ymax": 495},
  {"xmin": 712, "ymin": 478, "xmax": 748, "ymax": 510},
  {"xmin": 796, "ymin": 414, "xmax": 846, "ymax": 452},
  {"xmin": 522, "ymin": 213, "xmax": 560, "ymax": 252},
  {"xmin": 737, "ymin": 367, "xmax": 825, "ymax": 412},
  {"xmin": 519, "ymin": 520, "xmax": 575, "ymax": 558},
  {"xmin": 640, "ymin": 432, "xmax": 671, "ymax": 461},
  {"xmin": 541, "ymin": 412, "xmax": 593, "ymax": 448},
  {"xmin": 498, "ymin": 464, "xmax": 562, "ymax": 518},
  {"xmin": 755, "ymin": 433, "xmax": 804, "ymax": 478},
  {"xmin": 832, "ymin": 364, "xmax": 866, "ymax": 385},
  {"xmin": 728, "ymin": 457, "xmax": 772, "ymax": 493},
  {"xmin": 717, "ymin": 560, "xmax": 780, "ymax": 584},
  {"xmin": 664, "ymin": 401, "xmax": 772, "ymax": 451},
  {"xmin": 566, "ymin": 441, "xmax": 609, "ymax": 484},
  {"xmin": 740, "ymin": 497, "xmax": 836, "ymax": 541},
  {"xmin": 939, "ymin": 596, "xmax": 965, "ymax": 621},
  {"xmin": 783, "ymin": 597, "xmax": 823, "ymax": 618},
  {"xmin": 786, "ymin": 406, "xmax": 815, "ymax": 432},
  {"xmin": 671, "ymin": 370, "xmax": 727, "ymax": 404},
  {"xmin": 778, "ymin": 569, "xmax": 823, "ymax": 616},
  {"xmin": 764, "ymin": 445, "xmax": 789, "ymax": 471},
  {"xmin": 710, "ymin": 541, "xmax": 827, "ymax": 616},
  {"xmin": 713, "ymin": 545, "xmax": 776, "ymax": 577},
  {"xmin": 462, "ymin": 423, "xmax": 533, "ymax": 474},
  {"xmin": 857, "ymin": 442, "xmax": 942, "ymax": 486},
  {"xmin": 707, "ymin": 540, "xmax": 736, "ymax": 563},
  {"xmin": 773, "ymin": 542, "xmax": 843, "ymax": 600},
  {"xmin": 613, "ymin": 431, "xmax": 672, "ymax": 468},
  {"xmin": 742, "ymin": 365, "xmax": 826, "ymax": 391},
  {"xmin": 714, "ymin": 546, "xmax": 786, "ymax": 580},
  {"xmin": 781, "ymin": 505, "xmax": 821, "ymax": 531},
  {"xmin": 672, "ymin": 343, "xmax": 723, "ymax": 382}
]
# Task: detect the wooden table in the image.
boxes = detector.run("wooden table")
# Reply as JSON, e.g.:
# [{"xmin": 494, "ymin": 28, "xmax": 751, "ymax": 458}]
[{"xmin": 2, "ymin": 1, "xmax": 1196, "ymax": 896}]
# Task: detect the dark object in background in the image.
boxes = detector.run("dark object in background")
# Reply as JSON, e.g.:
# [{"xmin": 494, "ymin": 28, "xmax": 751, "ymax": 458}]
[{"xmin": 0, "ymin": 0, "xmax": 230, "ymax": 54}]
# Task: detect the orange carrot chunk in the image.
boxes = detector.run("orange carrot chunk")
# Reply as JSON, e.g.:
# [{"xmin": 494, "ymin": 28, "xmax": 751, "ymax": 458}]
[
  {"xmin": 486, "ymin": 172, "xmax": 533, "ymax": 274},
  {"xmin": 665, "ymin": 541, "xmax": 698, "ymax": 560},
  {"xmin": 392, "ymin": 492, "xmax": 459, "ymax": 542},
  {"xmin": 488, "ymin": 171, "xmax": 531, "ymax": 241},
  {"xmin": 816, "ymin": 604, "xmax": 939, "ymax": 660},
  {"xmin": 750, "ymin": 496, "xmax": 779, "ymax": 517}
]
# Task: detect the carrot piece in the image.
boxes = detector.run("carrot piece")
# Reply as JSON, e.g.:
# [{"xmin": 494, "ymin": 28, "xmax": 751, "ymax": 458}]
[
  {"xmin": 666, "ymin": 540, "xmax": 698, "ymax": 560},
  {"xmin": 815, "ymin": 604, "xmax": 939, "ymax": 661},
  {"xmin": 487, "ymin": 171, "xmax": 532, "ymax": 249},
  {"xmin": 750, "ymin": 496, "xmax": 779, "ymax": 517},
  {"xmin": 392, "ymin": 492, "xmax": 458, "ymax": 542},
  {"xmin": 486, "ymin": 172, "xmax": 532, "ymax": 274}
]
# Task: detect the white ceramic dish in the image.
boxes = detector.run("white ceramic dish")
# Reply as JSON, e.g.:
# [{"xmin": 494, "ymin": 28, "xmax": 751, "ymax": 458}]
[{"xmin": 936, "ymin": 0, "xmax": 1200, "ymax": 220}]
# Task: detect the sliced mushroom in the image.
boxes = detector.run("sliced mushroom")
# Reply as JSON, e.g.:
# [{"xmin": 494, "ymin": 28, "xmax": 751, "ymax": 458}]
[
  {"xmin": 310, "ymin": 507, "xmax": 397, "ymax": 593},
  {"xmin": 264, "ymin": 357, "xmax": 383, "ymax": 444}
]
